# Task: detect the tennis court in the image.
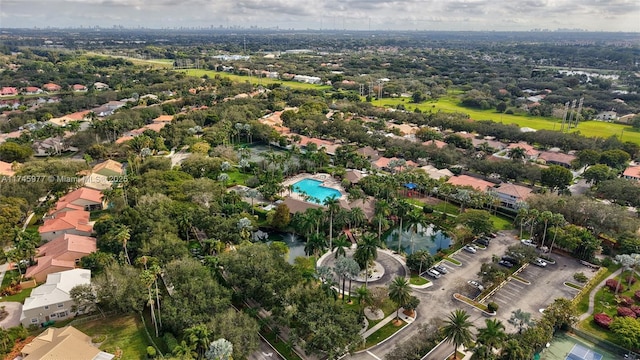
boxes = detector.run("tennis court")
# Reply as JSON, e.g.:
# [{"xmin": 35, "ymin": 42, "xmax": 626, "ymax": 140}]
[{"xmin": 539, "ymin": 332, "xmax": 618, "ymax": 360}]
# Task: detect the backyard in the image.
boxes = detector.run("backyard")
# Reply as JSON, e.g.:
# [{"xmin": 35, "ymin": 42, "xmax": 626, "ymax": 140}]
[{"xmin": 74, "ymin": 314, "xmax": 152, "ymax": 359}]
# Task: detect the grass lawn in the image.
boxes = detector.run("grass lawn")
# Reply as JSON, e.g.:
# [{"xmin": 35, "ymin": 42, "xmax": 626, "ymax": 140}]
[
  {"xmin": 444, "ymin": 257, "xmax": 462, "ymax": 266},
  {"xmin": 454, "ymin": 293, "xmax": 489, "ymax": 312},
  {"xmin": 410, "ymin": 273, "xmax": 429, "ymax": 286},
  {"xmin": 432, "ymin": 202, "xmax": 460, "ymax": 216},
  {"xmin": 364, "ymin": 319, "xmax": 407, "ymax": 348},
  {"xmin": 0, "ymin": 287, "xmax": 33, "ymax": 303},
  {"xmin": 226, "ymin": 169, "xmax": 251, "ymax": 186},
  {"xmin": 575, "ymin": 265, "xmax": 619, "ymax": 314},
  {"xmin": 75, "ymin": 314, "xmax": 151, "ymax": 359},
  {"xmin": 564, "ymin": 281, "xmax": 583, "ymax": 290},
  {"xmin": 369, "ymin": 95, "xmax": 640, "ymax": 145},
  {"xmin": 490, "ymin": 214, "xmax": 514, "ymax": 230},
  {"xmin": 262, "ymin": 327, "xmax": 302, "ymax": 360},
  {"xmin": 180, "ymin": 69, "xmax": 333, "ymax": 91}
]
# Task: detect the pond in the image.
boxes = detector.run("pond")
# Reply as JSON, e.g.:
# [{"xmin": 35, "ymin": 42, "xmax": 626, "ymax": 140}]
[
  {"xmin": 385, "ymin": 223, "xmax": 451, "ymax": 255},
  {"xmin": 267, "ymin": 232, "xmax": 307, "ymax": 264}
]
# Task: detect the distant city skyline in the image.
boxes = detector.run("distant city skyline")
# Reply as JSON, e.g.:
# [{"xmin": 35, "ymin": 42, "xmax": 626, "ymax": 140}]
[{"xmin": 1, "ymin": 0, "xmax": 639, "ymax": 32}]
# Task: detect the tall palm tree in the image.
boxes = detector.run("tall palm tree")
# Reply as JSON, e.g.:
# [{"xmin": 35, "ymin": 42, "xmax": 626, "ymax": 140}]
[
  {"xmin": 345, "ymin": 258, "xmax": 360, "ymax": 303},
  {"xmin": 548, "ymin": 213, "xmax": 565, "ymax": 253},
  {"xmin": 113, "ymin": 224, "xmax": 131, "ymax": 265},
  {"xmin": 374, "ymin": 200, "xmax": 391, "ymax": 242},
  {"xmin": 476, "ymin": 319, "xmax": 506, "ymax": 352},
  {"xmin": 140, "ymin": 269, "xmax": 159, "ymax": 336},
  {"xmin": 355, "ymin": 286, "xmax": 372, "ymax": 315},
  {"xmin": 388, "ymin": 276, "xmax": 411, "ymax": 320},
  {"xmin": 349, "ymin": 207, "xmax": 367, "ymax": 230},
  {"xmin": 185, "ymin": 324, "xmax": 211, "ymax": 359},
  {"xmin": 508, "ymin": 147, "xmax": 526, "ymax": 162},
  {"xmin": 442, "ymin": 309, "xmax": 474, "ymax": 360},
  {"xmin": 509, "ymin": 309, "xmax": 533, "ymax": 334},
  {"xmin": 332, "ymin": 234, "xmax": 350, "ymax": 259},
  {"xmin": 516, "ymin": 207, "xmax": 529, "ymax": 239},
  {"xmin": 353, "ymin": 232, "xmax": 379, "ymax": 288},
  {"xmin": 393, "ymin": 199, "xmax": 412, "ymax": 253},
  {"xmin": 324, "ymin": 196, "xmax": 340, "ymax": 250},
  {"xmin": 539, "ymin": 210, "xmax": 553, "ymax": 249},
  {"xmin": 334, "ymin": 257, "xmax": 349, "ymax": 303},
  {"xmin": 406, "ymin": 210, "xmax": 428, "ymax": 254}
]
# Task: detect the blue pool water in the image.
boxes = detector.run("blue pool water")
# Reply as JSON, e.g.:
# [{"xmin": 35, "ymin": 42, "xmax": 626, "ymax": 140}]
[
  {"xmin": 385, "ymin": 223, "xmax": 451, "ymax": 255},
  {"xmin": 292, "ymin": 178, "xmax": 342, "ymax": 204}
]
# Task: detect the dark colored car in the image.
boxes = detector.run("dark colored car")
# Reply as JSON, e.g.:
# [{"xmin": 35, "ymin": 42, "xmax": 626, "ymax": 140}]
[
  {"xmin": 498, "ymin": 260, "xmax": 514, "ymax": 268},
  {"xmin": 475, "ymin": 238, "xmax": 490, "ymax": 246},
  {"xmin": 501, "ymin": 256, "xmax": 519, "ymax": 264}
]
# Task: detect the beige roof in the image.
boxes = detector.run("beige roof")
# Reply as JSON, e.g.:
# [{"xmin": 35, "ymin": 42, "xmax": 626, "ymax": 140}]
[
  {"xmin": 344, "ymin": 170, "xmax": 366, "ymax": 184},
  {"xmin": 423, "ymin": 140, "xmax": 447, "ymax": 149},
  {"xmin": 494, "ymin": 183, "xmax": 533, "ymax": 200},
  {"xmin": 447, "ymin": 175, "xmax": 495, "ymax": 192},
  {"xmin": 420, "ymin": 165, "xmax": 453, "ymax": 180},
  {"xmin": 538, "ymin": 151, "xmax": 576, "ymax": 166},
  {"xmin": 153, "ymin": 115, "xmax": 174, "ymax": 123},
  {"xmin": 22, "ymin": 326, "xmax": 113, "ymax": 360},
  {"xmin": 0, "ymin": 160, "xmax": 15, "ymax": 176},
  {"xmin": 92, "ymin": 159, "xmax": 123, "ymax": 177},
  {"xmin": 282, "ymin": 197, "xmax": 322, "ymax": 214}
]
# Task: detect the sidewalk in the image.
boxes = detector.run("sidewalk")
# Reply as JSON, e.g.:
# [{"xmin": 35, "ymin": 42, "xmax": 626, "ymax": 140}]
[
  {"xmin": 361, "ymin": 307, "xmax": 415, "ymax": 338},
  {"xmin": 579, "ymin": 267, "xmax": 623, "ymax": 322}
]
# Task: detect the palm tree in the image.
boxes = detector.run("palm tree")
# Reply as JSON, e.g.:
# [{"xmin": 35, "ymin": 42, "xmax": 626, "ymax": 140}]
[
  {"xmin": 393, "ymin": 199, "xmax": 412, "ymax": 253},
  {"xmin": 304, "ymin": 232, "xmax": 327, "ymax": 259},
  {"xmin": 527, "ymin": 209, "xmax": 539, "ymax": 239},
  {"xmin": 442, "ymin": 309, "xmax": 474, "ymax": 360},
  {"xmin": 516, "ymin": 207, "xmax": 529, "ymax": 239},
  {"xmin": 548, "ymin": 213, "xmax": 565, "ymax": 253},
  {"xmin": 374, "ymin": 200, "xmax": 391, "ymax": 242},
  {"xmin": 140, "ymin": 269, "xmax": 159, "ymax": 336},
  {"xmin": 355, "ymin": 286, "xmax": 372, "ymax": 315},
  {"xmin": 332, "ymin": 234, "xmax": 350, "ymax": 259},
  {"xmin": 334, "ymin": 257, "xmax": 349, "ymax": 303},
  {"xmin": 539, "ymin": 210, "xmax": 553, "ymax": 249},
  {"xmin": 349, "ymin": 207, "xmax": 367, "ymax": 230},
  {"xmin": 406, "ymin": 210, "xmax": 428, "ymax": 254},
  {"xmin": 353, "ymin": 232, "xmax": 379, "ymax": 288},
  {"xmin": 388, "ymin": 276, "xmax": 411, "ymax": 320},
  {"xmin": 185, "ymin": 324, "xmax": 211, "ymax": 359},
  {"xmin": 509, "ymin": 309, "xmax": 533, "ymax": 334},
  {"xmin": 508, "ymin": 147, "xmax": 526, "ymax": 162},
  {"xmin": 500, "ymin": 339, "xmax": 527, "ymax": 360},
  {"xmin": 345, "ymin": 257, "xmax": 360, "ymax": 303},
  {"xmin": 324, "ymin": 196, "xmax": 340, "ymax": 250},
  {"xmin": 476, "ymin": 319, "xmax": 506, "ymax": 352},
  {"xmin": 113, "ymin": 225, "xmax": 131, "ymax": 265}
]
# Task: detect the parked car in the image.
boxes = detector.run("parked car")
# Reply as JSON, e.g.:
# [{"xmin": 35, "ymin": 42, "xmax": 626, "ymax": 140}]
[
  {"xmin": 533, "ymin": 258, "xmax": 548, "ymax": 267},
  {"xmin": 468, "ymin": 280, "xmax": 484, "ymax": 290},
  {"xmin": 498, "ymin": 260, "xmax": 514, "ymax": 268},
  {"xmin": 521, "ymin": 239, "xmax": 536, "ymax": 247},
  {"xmin": 502, "ymin": 255, "xmax": 519, "ymax": 265},
  {"xmin": 426, "ymin": 269, "xmax": 441, "ymax": 279},
  {"xmin": 434, "ymin": 265, "xmax": 448, "ymax": 274},
  {"xmin": 463, "ymin": 245, "xmax": 477, "ymax": 253},
  {"xmin": 475, "ymin": 238, "xmax": 490, "ymax": 246}
]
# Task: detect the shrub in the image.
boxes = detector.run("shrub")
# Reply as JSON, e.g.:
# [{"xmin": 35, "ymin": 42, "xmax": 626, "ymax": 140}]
[
  {"xmin": 631, "ymin": 305, "xmax": 640, "ymax": 316},
  {"xmin": 625, "ymin": 276, "xmax": 637, "ymax": 285},
  {"xmin": 617, "ymin": 307, "xmax": 637, "ymax": 318},
  {"xmin": 573, "ymin": 272, "xmax": 588, "ymax": 283},
  {"xmin": 636, "ymin": 290, "xmax": 640, "ymax": 302},
  {"xmin": 163, "ymin": 332, "xmax": 178, "ymax": 353},
  {"xmin": 487, "ymin": 302, "xmax": 499, "ymax": 313},
  {"xmin": 619, "ymin": 296, "xmax": 634, "ymax": 307},
  {"xmin": 594, "ymin": 313, "xmax": 613, "ymax": 328},
  {"xmin": 146, "ymin": 346, "xmax": 156, "ymax": 359},
  {"xmin": 606, "ymin": 279, "xmax": 623, "ymax": 292}
]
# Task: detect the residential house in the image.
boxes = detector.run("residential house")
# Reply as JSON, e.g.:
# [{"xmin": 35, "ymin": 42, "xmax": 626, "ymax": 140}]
[
  {"xmin": 90, "ymin": 100, "xmax": 126, "ymax": 117},
  {"xmin": 50, "ymin": 187, "xmax": 105, "ymax": 216},
  {"xmin": 344, "ymin": 169, "xmax": 366, "ymax": 184},
  {"xmin": 282, "ymin": 197, "xmax": 322, "ymax": 214},
  {"xmin": 422, "ymin": 139, "xmax": 448, "ymax": 149},
  {"xmin": 0, "ymin": 87, "xmax": 18, "ymax": 96},
  {"xmin": 25, "ymin": 234, "xmax": 97, "ymax": 283},
  {"xmin": 48, "ymin": 110, "xmax": 91, "ymax": 127},
  {"xmin": 388, "ymin": 123, "xmax": 419, "ymax": 136},
  {"xmin": 79, "ymin": 160, "xmax": 124, "ymax": 190},
  {"xmin": 93, "ymin": 82, "xmax": 109, "ymax": 91},
  {"xmin": 42, "ymin": 83, "xmax": 62, "ymax": 92},
  {"xmin": 492, "ymin": 183, "xmax": 533, "ymax": 209},
  {"xmin": 618, "ymin": 114, "xmax": 636, "ymax": 124},
  {"xmin": 538, "ymin": 151, "xmax": 576, "ymax": 168},
  {"xmin": 296, "ymin": 135, "xmax": 339, "ymax": 155},
  {"xmin": 420, "ymin": 165, "xmax": 453, "ymax": 180},
  {"xmin": 23, "ymin": 86, "xmax": 43, "ymax": 95},
  {"xmin": 32, "ymin": 136, "xmax": 78, "ymax": 156},
  {"xmin": 39, "ymin": 211, "xmax": 93, "ymax": 242},
  {"xmin": 0, "ymin": 160, "xmax": 16, "ymax": 176},
  {"xmin": 447, "ymin": 175, "xmax": 496, "ymax": 192},
  {"xmin": 115, "ymin": 122, "xmax": 167, "ymax": 144},
  {"xmin": 471, "ymin": 138, "xmax": 506, "ymax": 151},
  {"xmin": 372, "ymin": 156, "xmax": 418, "ymax": 172},
  {"xmin": 293, "ymin": 75, "xmax": 322, "ymax": 84},
  {"xmin": 595, "ymin": 111, "xmax": 618, "ymax": 121},
  {"xmin": 152, "ymin": 115, "xmax": 174, "ymax": 123},
  {"xmin": 92, "ymin": 159, "xmax": 124, "ymax": 177},
  {"xmin": 506, "ymin": 142, "xmax": 540, "ymax": 160},
  {"xmin": 356, "ymin": 146, "xmax": 381, "ymax": 161},
  {"xmin": 20, "ymin": 269, "xmax": 92, "ymax": 327},
  {"xmin": 623, "ymin": 165, "xmax": 640, "ymax": 181},
  {"xmin": 72, "ymin": 84, "xmax": 88, "ymax": 92},
  {"xmin": 21, "ymin": 326, "xmax": 114, "ymax": 360}
]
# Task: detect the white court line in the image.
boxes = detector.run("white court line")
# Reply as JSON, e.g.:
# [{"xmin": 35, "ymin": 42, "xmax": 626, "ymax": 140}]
[{"xmin": 367, "ymin": 351, "xmax": 382, "ymax": 360}]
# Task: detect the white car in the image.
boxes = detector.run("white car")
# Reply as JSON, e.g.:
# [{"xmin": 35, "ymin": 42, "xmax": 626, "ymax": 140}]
[
  {"xmin": 521, "ymin": 239, "xmax": 536, "ymax": 247},
  {"xmin": 463, "ymin": 245, "xmax": 477, "ymax": 253},
  {"xmin": 533, "ymin": 258, "xmax": 548, "ymax": 267},
  {"xmin": 468, "ymin": 280, "xmax": 484, "ymax": 291},
  {"xmin": 426, "ymin": 269, "xmax": 441, "ymax": 279}
]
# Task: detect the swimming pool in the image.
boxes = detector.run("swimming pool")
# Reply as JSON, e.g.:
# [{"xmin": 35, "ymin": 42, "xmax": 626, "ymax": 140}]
[{"xmin": 292, "ymin": 178, "xmax": 342, "ymax": 204}]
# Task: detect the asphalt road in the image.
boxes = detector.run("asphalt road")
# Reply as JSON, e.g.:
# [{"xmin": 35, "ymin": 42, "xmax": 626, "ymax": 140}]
[
  {"xmin": 248, "ymin": 338, "xmax": 285, "ymax": 360},
  {"xmin": 344, "ymin": 231, "xmax": 596, "ymax": 360}
]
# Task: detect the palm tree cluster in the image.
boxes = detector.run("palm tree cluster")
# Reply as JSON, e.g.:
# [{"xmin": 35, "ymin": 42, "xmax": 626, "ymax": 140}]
[{"xmin": 515, "ymin": 207, "xmax": 566, "ymax": 251}]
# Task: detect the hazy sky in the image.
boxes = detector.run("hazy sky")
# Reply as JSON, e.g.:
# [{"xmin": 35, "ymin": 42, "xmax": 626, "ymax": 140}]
[{"xmin": 1, "ymin": 0, "xmax": 639, "ymax": 31}]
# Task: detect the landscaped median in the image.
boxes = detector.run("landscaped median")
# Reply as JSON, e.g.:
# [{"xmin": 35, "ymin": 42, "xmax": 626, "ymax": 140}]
[
  {"xmin": 453, "ymin": 293, "xmax": 496, "ymax": 316},
  {"xmin": 410, "ymin": 274, "xmax": 432, "ymax": 289},
  {"xmin": 363, "ymin": 319, "xmax": 407, "ymax": 348}
]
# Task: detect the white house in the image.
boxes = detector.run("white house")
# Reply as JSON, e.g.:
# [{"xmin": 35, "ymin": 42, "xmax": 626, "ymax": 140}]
[{"xmin": 20, "ymin": 269, "xmax": 91, "ymax": 327}]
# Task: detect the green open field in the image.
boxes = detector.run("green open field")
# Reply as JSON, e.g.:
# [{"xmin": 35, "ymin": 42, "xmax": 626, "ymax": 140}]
[
  {"xmin": 370, "ymin": 96, "xmax": 640, "ymax": 144},
  {"xmin": 180, "ymin": 69, "xmax": 333, "ymax": 91},
  {"xmin": 75, "ymin": 314, "xmax": 151, "ymax": 359}
]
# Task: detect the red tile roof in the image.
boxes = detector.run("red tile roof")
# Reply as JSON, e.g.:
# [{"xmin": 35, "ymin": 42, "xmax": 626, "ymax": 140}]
[
  {"xmin": 494, "ymin": 183, "xmax": 533, "ymax": 200},
  {"xmin": 538, "ymin": 151, "xmax": 576, "ymax": 166},
  {"xmin": 623, "ymin": 165, "xmax": 640, "ymax": 180},
  {"xmin": 42, "ymin": 83, "xmax": 62, "ymax": 91},
  {"xmin": 58, "ymin": 187, "xmax": 103, "ymax": 206},
  {"xmin": 423, "ymin": 139, "xmax": 447, "ymax": 149},
  {"xmin": 37, "ymin": 234, "xmax": 97, "ymax": 258},
  {"xmin": 39, "ymin": 211, "xmax": 92, "ymax": 234}
]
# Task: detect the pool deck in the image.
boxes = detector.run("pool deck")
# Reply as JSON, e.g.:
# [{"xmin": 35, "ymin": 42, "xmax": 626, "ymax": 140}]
[{"xmin": 282, "ymin": 173, "xmax": 347, "ymax": 204}]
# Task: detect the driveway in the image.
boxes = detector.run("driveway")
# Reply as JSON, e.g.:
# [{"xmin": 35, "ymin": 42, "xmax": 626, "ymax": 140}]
[
  {"xmin": 0, "ymin": 302, "xmax": 22, "ymax": 329},
  {"xmin": 319, "ymin": 249, "xmax": 406, "ymax": 289}
]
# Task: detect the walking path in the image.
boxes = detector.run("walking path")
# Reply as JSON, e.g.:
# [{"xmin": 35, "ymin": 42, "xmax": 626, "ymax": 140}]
[
  {"xmin": 361, "ymin": 307, "xmax": 415, "ymax": 338},
  {"xmin": 578, "ymin": 267, "xmax": 623, "ymax": 322}
]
